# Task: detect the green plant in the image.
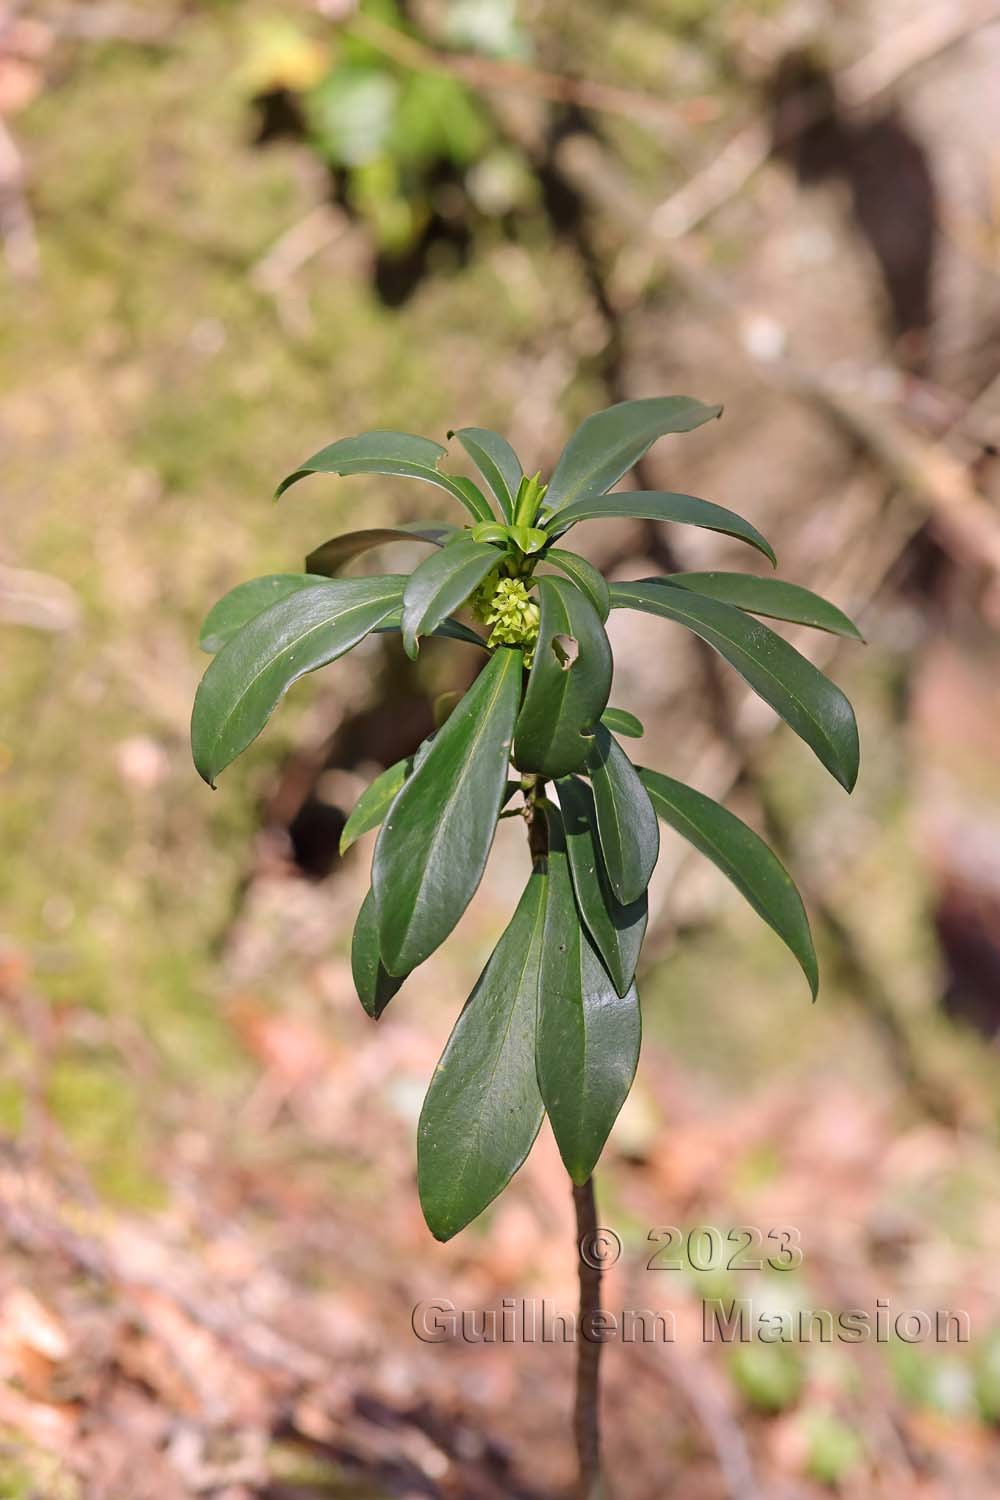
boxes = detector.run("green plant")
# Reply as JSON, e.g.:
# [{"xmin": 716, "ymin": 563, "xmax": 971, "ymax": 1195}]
[{"xmin": 191, "ymin": 397, "xmax": 861, "ymax": 1497}]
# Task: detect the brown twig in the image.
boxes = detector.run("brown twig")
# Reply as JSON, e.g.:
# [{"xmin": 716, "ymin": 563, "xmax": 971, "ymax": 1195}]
[
  {"xmin": 554, "ymin": 132, "xmax": 1000, "ymax": 581},
  {"xmin": 0, "ymin": 116, "xmax": 38, "ymax": 279},
  {"xmin": 650, "ymin": 0, "xmax": 1000, "ymax": 242},
  {"xmin": 572, "ymin": 1177, "xmax": 606, "ymax": 1500},
  {"xmin": 345, "ymin": 11, "xmax": 690, "ymax": 142}
]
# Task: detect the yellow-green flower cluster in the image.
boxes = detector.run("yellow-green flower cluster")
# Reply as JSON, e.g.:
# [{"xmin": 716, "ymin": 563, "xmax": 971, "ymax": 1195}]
[{"xmin": 470, "ymin": 574, "xmax": 540, "ymax": 665}]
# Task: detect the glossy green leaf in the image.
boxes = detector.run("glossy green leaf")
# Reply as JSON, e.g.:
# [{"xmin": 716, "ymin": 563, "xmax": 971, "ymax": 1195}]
[
  {"xmin": 192, "ymin": 576, "xmax": 404, "ymax": 786},
  {"xmin": 352, "ymin": 888, "xmax": 406, "ymax": 1019},
  {"xmin": 557, "ymin": 776, "xmax": 647, "ymax": 997},
  {"xmin": 658, "ymin": 572, "xmax": 863, "ymax": 640},
  {"xmin": 513, "ymin": 576, "xmax": 612, "ymax": 778},
  {"xmin": 305, "ymin": 522, "xmax": 457, "ymax": 577},
  {"xmin": 451, "ymin": 427, "xmax": 523, "ymax": 523},
  {"xmin": 586, "ymin": 725, "xmax": 659, "ymax": 903},
  {"xmin": 400, "ymin": 537, "xmax": 500, "ymax": 658},
  {"xmin": 508, "ymin": 525, "xmax": 548, "ymax": 554},
  {"xmin": 640, "ymin": 768, "xmax": 818, "ymax": 999},
  {"xmin": 536, "ymin": 806, "xmax": 641, "ymax": 1184},
  {"xmin": 543, "ymin": 548, "xmax": 611, "ymax": 621},
  {"xmin": 199, "ymin": 574, "xmax": 328, "ymax": 654},
  {"xmin": 339, "ymin": 756, "xmax": 411, "ymax": 855},
  {"xmin": 373, "ymin": 647, "xmax": 522, "ymax": 973},
  {"xmin": 547, "ymin": 491, "xmax": 775, "ymax": 565},
  {"xmin": 418, "ymin": 866, "xmax": 547, "ymax": 1240},
  {"xmin": 274, "ymin": 429, "xmax": 494, "ymax": 522},
  {"xmin": 543, "ymin": 397, "xmax": 723, "ymax": 513},
  {"xmin": 611, "ymin": 580, "xmax": 860, "ymax": 791},
  {"xmin": 377, "ymin": 611, "xmax": 486, "ymax": 648},
  {"xmin": 470, "ymin": 522, "xmax": 511, "ymax": 545},
  {"xmin": 601, "ymin": 707, "xmax": 644, "ymax": 739}
]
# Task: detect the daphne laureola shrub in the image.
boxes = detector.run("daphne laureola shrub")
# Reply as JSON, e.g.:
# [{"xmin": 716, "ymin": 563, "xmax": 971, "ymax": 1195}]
[{"xmin": 192, "ymin": 398, "xmax": 860, "ymax": 1240}]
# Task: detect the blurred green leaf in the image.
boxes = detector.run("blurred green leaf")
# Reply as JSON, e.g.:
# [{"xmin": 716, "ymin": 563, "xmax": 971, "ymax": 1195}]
[
  {"xmin": 801, "ymin": 1411, "xmax": 865, "ymax": 1486},
  {"xmin": 444, "ymin": 0, "xmax": 531, "ymax": 59},
  {"xmin": 305, "ymin": 66, "xmax": 399, "ymax": 168},
  {"xmin": 730, "ymin": 1344, "xmax": 804, "ymax": 1413}
]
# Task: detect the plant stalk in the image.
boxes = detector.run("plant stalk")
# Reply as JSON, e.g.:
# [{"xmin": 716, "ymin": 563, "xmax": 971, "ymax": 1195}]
[
  {"xmin": 523, "ymin": 785, "xmax": 606, "ymax": 1496},
  {"xmin": 573, "ymin": 1176, "xmax": 606, "ymax": 1500}
]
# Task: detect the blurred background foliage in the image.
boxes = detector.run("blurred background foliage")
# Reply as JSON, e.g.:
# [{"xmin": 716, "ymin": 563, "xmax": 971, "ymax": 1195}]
[{"xmin": 2, "ymin": 1, "xmax": 1000, "ymax": 1497}]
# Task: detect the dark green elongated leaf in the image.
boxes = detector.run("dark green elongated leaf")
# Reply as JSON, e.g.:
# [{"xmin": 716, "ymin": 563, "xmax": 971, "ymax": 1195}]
[
  {"xmin": 557, "ymin": 776, "xmax": 647, "ymax": 997},
  {"xmin": 659, "ymin": 573, "xmax": 863, "ymax": 640},
  {"xmin": 601, "ymin": 707, "xmax": 644, "ymax": 738},
  {"xmin": 543, "ymin": 396, "xmax": 723, "ymax": 513},
  {"xmin": 339, "ymin": 736, "xmax": 438, "ymax": 855},
  {"xmin": 543, "ymin": 547, "xmax": 611, "ymax": 621},
  {"xmin": 586, "ymin": 725, "xmax": 659, "ymax": 904},
  {"xmin": 340, "ymin": 756, "xmax": 411, "ymax": 855},
  {"xmin": 640, "ymin": 768, "xmax": 818, "ymax": 999},
  {"xmin": 400, "ymin": 538, "xmax": 500, "ymax": 658},
  {"xmin": 513, "ymin": 576, "xmax": 612, "ymax": 778},
  {"xmin": 547, "ymin": 491, "xmax": 775, "ymax": 566},
  {"xmin": 451, "ymin": 427, "xmax": 523, "ymax": 523},
  {"xmin": 611, "ymin": 580, "xmax": 860, "ymax": 791},
  {"xmin": 536, "ymin": 806, "xmax": 641, "ymax": 1185},
  {"xmin": 274, "ymin": 430, "xmax": 494, "ymax": 522},
  {"xmin": 199, "ymin": 574, "xmax": 328, "ymax": 653},
  {"xmin": 418, "ymin": 867, "xmax": 547, "ymax": 1240},
  {"xmin": 377, "ymin": 611, "xmax": 486, "ymax": 648},
  {"xmin": 373, "ymin": 647, "xmax": 522, "ymax": 974},
  {"xmin": 305, "ymin": 522, "xmax": 457, "ymax": 577},
  {"xmin": 352, "ymin": 888, "xmax": 406, "ymax": 1019},
  {"xmin": 192, "ymin": 576, "xmax": 404, "ymax": 786}
]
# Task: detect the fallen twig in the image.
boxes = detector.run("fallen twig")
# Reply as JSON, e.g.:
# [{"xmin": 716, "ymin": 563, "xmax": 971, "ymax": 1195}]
[{"xmin": 0, "ymin": 117, "xmax": 37, "ymax": 279}]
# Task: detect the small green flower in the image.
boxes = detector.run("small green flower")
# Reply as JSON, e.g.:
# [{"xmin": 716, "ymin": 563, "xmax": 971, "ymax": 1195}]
[{"xmin": 470, "ymin": 574, "xmax": 540, "ymax": 665}]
